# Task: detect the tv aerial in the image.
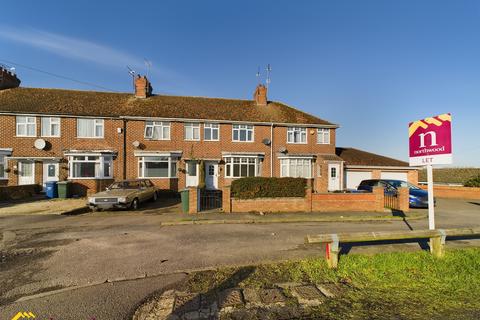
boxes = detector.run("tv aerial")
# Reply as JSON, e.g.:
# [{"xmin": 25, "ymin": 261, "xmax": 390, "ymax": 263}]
[{"xmin": 127, "ymin": 66, "xmax": 136, "ymax": 92}]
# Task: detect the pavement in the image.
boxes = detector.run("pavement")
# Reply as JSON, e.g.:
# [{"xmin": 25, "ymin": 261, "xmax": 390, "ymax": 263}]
[{"xmin": 0, "ymin": 198, "xmax": 479, "ymax": 320}]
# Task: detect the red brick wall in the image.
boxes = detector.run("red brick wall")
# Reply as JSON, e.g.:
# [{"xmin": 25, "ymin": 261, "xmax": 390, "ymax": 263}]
[{"xmin": 420, "ymin": 185, "xmax": 480, "ymax": 200}]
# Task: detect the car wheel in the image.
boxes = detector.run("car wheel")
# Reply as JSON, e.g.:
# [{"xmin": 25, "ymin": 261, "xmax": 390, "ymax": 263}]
[
  {"xmin": 152, "ymin": 192, "xmax": 158, "ymax": 202},
  {"xmin": 131, "ymin": 198, "xmax": 139, "ymax": 210},
  {"xmin": 91, "ymin": 207, "xmax": 99, "ymax": 212}
]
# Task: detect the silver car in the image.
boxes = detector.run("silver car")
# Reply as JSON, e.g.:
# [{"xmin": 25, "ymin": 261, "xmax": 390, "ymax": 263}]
[{"xmin": 88, "ymin": 179, "xmax": 158, "ymax": 211}]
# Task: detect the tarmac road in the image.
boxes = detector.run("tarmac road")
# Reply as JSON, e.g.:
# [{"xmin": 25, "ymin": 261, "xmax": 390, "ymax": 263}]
[{"xmin": 0, "ymin": 198, "xmax": 479, "ymax": 320}]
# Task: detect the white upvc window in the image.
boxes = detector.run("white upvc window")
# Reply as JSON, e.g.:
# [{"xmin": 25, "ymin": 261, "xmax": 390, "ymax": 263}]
[
  {"xmin": 280, "ymin": 158, "xmax": 312, "ymax": 178},
  {"xmin": 0, "ymin": 155, "xmax": 6, "ymax": 179},
  {"xmin": 77, "ymin": 118, "xmax": 104, "ymax": 138},
  {"xmin": 287, "ymin": 127, "xmax": 307, "ymax": 144},
  {"xmin": 16, "ymin": 116, "xmax": 36, "ymax": 137},
  {"xmin": 232, "ymin": 124, "xmax": 254, "ymax": 142},
  {"xmin": 317, "ymin": 128, "xmax": 330, "ymax": 144},
  {"xmin": 224, "ymin": 157, "xmax": 261, "ymax": 178},
  {"xmin": 204, "ymin": 123, "xmax": 219, "ymax": 141},
  {"xmin": 144, "ymin": 121, "xmax": 170, "ymax": 140},
  {"xmin": 184, "ymin": 123, "xmax": 200, "ymax": 141},
  {"xmin": 138, "ymin": 156, "xmax": 177, "ymax": 178},
  {"xmin": 68, "ymin": 155, "xmax": 112, "ymax": 179},
  {"xmin": 41, "ymin": 117, "xmax": 61, "ymax": 137}
]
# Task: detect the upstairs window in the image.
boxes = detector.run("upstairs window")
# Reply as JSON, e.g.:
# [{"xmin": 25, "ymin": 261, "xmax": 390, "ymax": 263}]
[
  {"xmin": 77, "ymin": 118, "xmax": 104, "ymax": 138},
  {"xmin": 16, "ymin": 116, "xmax": 36, "ymax": 137},
  {"xmin": 184, "ymin": 123, "xmax": 200, "ymax": 141},
  {"xmin": 287, "ymin": 127, "xmax": 307, "ymax": 144},
  {"xmin": 317, "ymin": 128, "xmax": 330, "ymax": 144},
  {"xmin": 204, "ymin": 123, "xmax": 219, "ymax": 141},
  {"xmin": 232, "ymin": 124, "xmax": 254, "ymax": 142},
  {"xmin": 41, "ymin": 117, "xmax": 61, "ymax": 137},
  {"xmin": 144, "ymin": 121, "xmax": 170, "ymax": 140}
]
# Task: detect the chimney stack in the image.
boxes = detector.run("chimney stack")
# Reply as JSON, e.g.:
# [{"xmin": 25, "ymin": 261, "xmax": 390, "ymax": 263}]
[
  {"xmin": 0, "ymin": 65, "xmax": 21, "ymax": 90},
  {"xmin": 134, "ymin": 75, "xmax": 152, "ymax": 98},
  {"xmin": 253, "ymin": 84, "xmax": 267, "ymax": 106}
]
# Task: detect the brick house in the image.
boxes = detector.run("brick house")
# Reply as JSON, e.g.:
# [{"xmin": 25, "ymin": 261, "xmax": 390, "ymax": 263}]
[{"xmin": 0, "ymin": 68, "xmax": 417, "ymax": 196}]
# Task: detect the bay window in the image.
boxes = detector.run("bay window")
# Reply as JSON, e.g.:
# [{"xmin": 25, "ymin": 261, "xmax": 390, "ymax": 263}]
[
  {"xmin": 41, "ymin": 117, "xmax": 61, "ymax": 137},
  {"xmin": 138, "ymin": 156, "xmax": 177, "ymax": 178},
  {"xmin": 204, "ymin": 123, "xmax": 219, "ymax": 141},
  {"xmin": 232, "ymin": 124, "xmax": 254, "ymax": 142},
  {"xmin": 77, "ymin": 118, "xmax": 104, "ymax": 138},
  {"xmin": 224, "ymin": 156, "xmax": 261, "ymax": 178},
  {"xmin": 0, "ymin": 155, "xmax": 6, "ymax": 179},
  {"xmin": 317, "ymin": 128, "xmax": 330, "ymax": 144},
  {"xmin": 69, "ymin": 155, "xmax": 113, "ymax": 178},
  {"xmin": 287, "ymin": 127, "xmax": 307, "ymax": 144},
  {"xmin": 144, "ymin": 121, "xmax": 170, "ymax": 140},
  {"xmin": 16, "ymin": 116, "xmax": 36, "ymax": 137},
  {"xmin": 184, "ymin": 123, "xmax": 200, "ymax": 141},
  {"xmin": 280, "ymin": 158, "xmax": 312, "ymax": 178}
]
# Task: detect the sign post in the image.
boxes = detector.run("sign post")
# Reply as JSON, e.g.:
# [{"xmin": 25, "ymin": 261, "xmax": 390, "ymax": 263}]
[{"xmin": 409, "ymin": 113, "xmax": 452, "ymax": 230}]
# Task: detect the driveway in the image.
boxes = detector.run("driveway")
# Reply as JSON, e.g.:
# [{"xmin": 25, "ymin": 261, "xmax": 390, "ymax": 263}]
[{"xmin": 0, "ymin": 198, "xmax": 479, "ymax": 319}]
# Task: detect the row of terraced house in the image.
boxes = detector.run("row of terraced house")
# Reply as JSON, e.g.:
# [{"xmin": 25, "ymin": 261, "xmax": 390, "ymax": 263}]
[{"xmin": 0, "ymin": 66, "xmax": 418, "ymax": 196}]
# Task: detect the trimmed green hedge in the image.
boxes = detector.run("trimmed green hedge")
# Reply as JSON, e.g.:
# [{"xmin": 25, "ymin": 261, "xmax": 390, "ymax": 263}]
[
  {"xmin": 464, "ymin": 175, "xmax": 480, "ymax": 187},
  {"xmin": 231, "ymin": 177, "xmax": 306, "ymax": 199}
]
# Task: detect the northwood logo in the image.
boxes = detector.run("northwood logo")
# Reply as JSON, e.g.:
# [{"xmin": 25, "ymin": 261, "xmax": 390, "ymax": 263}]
[{"xmin": 11, "ymin": 312, "xmax": 36, "ymax": 320}]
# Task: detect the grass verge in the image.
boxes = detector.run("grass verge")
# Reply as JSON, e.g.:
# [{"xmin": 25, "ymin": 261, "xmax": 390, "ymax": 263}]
[{"xmin": 184, "ymin": 248, "xmax": 480, "ymax": 319}]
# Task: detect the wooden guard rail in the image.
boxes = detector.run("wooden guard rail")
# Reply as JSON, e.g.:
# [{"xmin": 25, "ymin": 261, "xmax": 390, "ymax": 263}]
[{"xmin": 305, "ymin": 227, "xmax": 480, "ymax": 268}]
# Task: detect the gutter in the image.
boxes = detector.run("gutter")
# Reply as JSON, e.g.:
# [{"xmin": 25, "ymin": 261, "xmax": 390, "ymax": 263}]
[{"xmin": 345, "ymin": 165, "xmax": 419, "ymax": 170}]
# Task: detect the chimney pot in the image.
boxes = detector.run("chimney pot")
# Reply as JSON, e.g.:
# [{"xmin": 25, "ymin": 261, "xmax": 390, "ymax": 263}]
[{"xmin": 253, "ymin": 84, "xmax": 267, "ymax": 106}]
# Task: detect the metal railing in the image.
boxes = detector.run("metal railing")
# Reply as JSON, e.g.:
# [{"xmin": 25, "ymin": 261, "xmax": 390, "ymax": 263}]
[{"xmin": 199, "ymin": 189, "xmax": 222, "ymax": 211}]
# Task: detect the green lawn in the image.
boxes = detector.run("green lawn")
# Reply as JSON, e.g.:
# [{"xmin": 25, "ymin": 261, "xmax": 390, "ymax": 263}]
[{"xmin": 186, "ymin": 248, "xmax": 480, "ymax": 319}]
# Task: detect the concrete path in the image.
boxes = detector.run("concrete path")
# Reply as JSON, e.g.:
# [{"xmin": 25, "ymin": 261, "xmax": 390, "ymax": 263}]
[{"xmin": 0, "ymin": 198, "xmax": 478, "ymax": 320}]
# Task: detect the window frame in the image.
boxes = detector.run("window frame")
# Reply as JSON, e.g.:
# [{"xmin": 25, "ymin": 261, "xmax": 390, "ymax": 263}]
[
  {"xmin": 138, "ymin": 156, "xmax": 178, "ymax": 179},
  {"xmin": 144, "ymin": 121, "xmax": 171, "ymax": 140},
  {"xmin": 204, "ymin": 123, "xmax": 220, "ymax": 141},
  {"xmin": 287, "ymin": 127, "xmax": 307, "ymax": 144},
  {"xmin": 68, "ymin": 154, "xmax": 113, "ymax": 179},
  {"xmin": 317, "ymin": 128, "xmax": 330, "ymax": 144},
  {"xmin": 279, "ymin": 158, "xmax": 313, "ymax": 178},
  {"xmin": 224, "ymin": 156, "xmax": 261, "ymax": 178},
  {"xmin": 77, "ymin": 118, "xmax": 104, "ymax": 138},
  {"xmin": 184, "ymin": 122, "xmax": 201, "ymax": 141},
  {"xmin": 41, "ymin": 117, "xmax": 61, "ymax": 137},
  {"xmin": 16, "ymin": 116, "xmax": 37, "ymax": 137},
  {"xmin": 0, "ymin": 154, "xmax": 6, "ymax": 179},
  {"xmin": 232, "ymin": 124, "xmax": 254, "ymax": 142}
]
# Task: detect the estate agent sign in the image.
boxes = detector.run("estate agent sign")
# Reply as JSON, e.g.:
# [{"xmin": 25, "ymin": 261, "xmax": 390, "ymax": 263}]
[{"xmin": 409, "ymin": 113, "xmax": 452, "ymax": 166}]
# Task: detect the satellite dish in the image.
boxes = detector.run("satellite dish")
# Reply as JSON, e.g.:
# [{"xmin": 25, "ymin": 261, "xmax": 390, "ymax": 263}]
[
  {"xmin": 262, "ymin": 138, "xmax": 271, "ymax": 146},
  {"xmin": 34, "ymin": 139, "xmax": 46, "ymax": 150},
  {"xmin": 278, "ymin": 147, "xmax": 287, "ymax": 153},
  {"xmin": 132, "ymin": 140, "xmax": 140, "ymax": 148}
]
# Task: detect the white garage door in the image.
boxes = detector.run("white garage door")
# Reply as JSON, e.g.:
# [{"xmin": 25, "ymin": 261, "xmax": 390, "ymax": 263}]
[
  {"xmin": 380, "ymin": 171, "xmax": 408, "ymax": 181},
  {"xmin": 346, "ymin": 171, "xmax": 372, "ymax": 190}
]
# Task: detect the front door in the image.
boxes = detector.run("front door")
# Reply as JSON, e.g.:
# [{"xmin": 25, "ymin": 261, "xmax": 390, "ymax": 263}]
[
  {"xmin": 328, "ymin": 163, "xmax": 341, "ymax": 191},
  {"xmin": 43, "ymin": 161, "xmax": 59, "ymax": 189},
  {"xmin": 18, "ymin": 161, "xmax": 35, "ymax": 185},
  {"xmin": 186, "ymin": 161, "xmax": 199, "ymax": 187},
  {"xmin": 205, "ymin": 161, "xmax": 218, "ymax": 190}
]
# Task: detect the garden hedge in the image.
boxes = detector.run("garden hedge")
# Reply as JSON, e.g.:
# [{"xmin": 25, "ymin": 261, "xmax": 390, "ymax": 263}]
[
  {"xmin": 464, "ymin": 175, "xmax": 480, "ymax": 187},
  {"xmin": 230, "ymin": 177, "xmax": 306, "ymax": 199}
]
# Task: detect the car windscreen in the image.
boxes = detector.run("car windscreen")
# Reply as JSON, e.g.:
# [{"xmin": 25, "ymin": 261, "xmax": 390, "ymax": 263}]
[
  {"xmin": 109, "ymin": 181, "xmax": 141, "ymax": 189},
  {"xmin": 386, "ymin": 180, "xmax": 409, "ymax": 188}
]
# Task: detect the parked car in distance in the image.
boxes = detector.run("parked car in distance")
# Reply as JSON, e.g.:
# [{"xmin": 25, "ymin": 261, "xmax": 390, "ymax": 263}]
[
  {"xmin": 88, "ymin": 179, "xmax": 158, "ymax": 211},
  {"xmin": 357, "ymin": 179, "xmax": 434, "ymax": 208}
]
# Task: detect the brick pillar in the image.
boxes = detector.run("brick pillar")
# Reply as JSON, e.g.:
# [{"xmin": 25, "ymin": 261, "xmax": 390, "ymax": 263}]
[
  {"xmin": 188, "ymin": 187, "xmax": 198, "ymax": 214},
  {"xmin": 305, "ymin": 186, "xmax": 313, "ymax": 212},
  {"xmin": 222, "ymin": 186, "xmax": 231, "ymax": 213},
  {"xmin": 398, "ymin": 187, "xmax": 410, "ymax": 213},
  {"xmin": 373, "ymin": 186, "xmax": 384, "ymax": 212}
]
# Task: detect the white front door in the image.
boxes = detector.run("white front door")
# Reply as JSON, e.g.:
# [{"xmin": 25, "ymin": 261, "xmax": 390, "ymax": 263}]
[
  {"xmin": 205, "ymin": 161, "xmax": 218, "ymax": 190},
  {"xmin": 18, "ymin": 161, "xmax": 35, "ymax": 185},
  {"xmin": 186, "ymin": 161, "xmax": 199, "ymax": 187},
  {"xmin": 43, "ymin": 162, "xmax": 59, "ymax": 188},
  {"xmin": 328, "ymin": 163, "xmax": 341, "ymax": 191}
]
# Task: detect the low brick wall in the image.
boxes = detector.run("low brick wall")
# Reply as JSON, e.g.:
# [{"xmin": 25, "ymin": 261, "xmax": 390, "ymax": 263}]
[
  {"xmin": 420, "ymin": 185, "xmax": 480, "ymax": 200},
  {"xmin": 311, "ymin": 188, "xmax": 385, "ymax": 212},
  {"xmin": 0, "ymin": 184, "xmax": 41, "ymax": 201},
  {"xmin": 231, "ymin": 197, "xmax": 309, "ymax": 213}
]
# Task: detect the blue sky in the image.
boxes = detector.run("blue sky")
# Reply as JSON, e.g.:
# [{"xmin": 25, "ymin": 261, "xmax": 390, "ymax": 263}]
[{"xmin": 1, "ymin": 1, "xmax": 479, "ymax": 166}]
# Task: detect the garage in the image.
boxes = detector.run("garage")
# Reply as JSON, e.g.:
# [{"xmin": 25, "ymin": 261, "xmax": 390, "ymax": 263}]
[
  {"xmin": 380, "ymin": 171, "xmax": 408, "ymax": 181},
  {"xmin": 346, "ymin": 171, "xmax": 372, "ymax": 189}
]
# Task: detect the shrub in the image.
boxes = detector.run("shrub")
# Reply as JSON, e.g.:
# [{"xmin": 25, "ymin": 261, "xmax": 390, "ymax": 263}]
[
  {"xmin": 464, "ymin": 175, "xmax": 480, "ymax": 187},
  {"xmin": 230, "ymin": 177, "xmax": 306, "ymax": 199}
]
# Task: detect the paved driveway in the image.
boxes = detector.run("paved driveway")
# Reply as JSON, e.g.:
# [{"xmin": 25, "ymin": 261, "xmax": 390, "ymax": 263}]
[{"xmin": 0, "ymin": 198, "xmax": 479, "ymax": 319}]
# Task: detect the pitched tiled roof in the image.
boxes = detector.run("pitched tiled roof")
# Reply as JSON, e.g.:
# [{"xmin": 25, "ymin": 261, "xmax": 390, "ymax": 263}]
[
  {"xmin": 0, "ymin": 87, "xmax": 335, "ymax": 126},
  {"xmin": 336, "ymin": 147, "xmax": 409, "ymax": 167}
]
